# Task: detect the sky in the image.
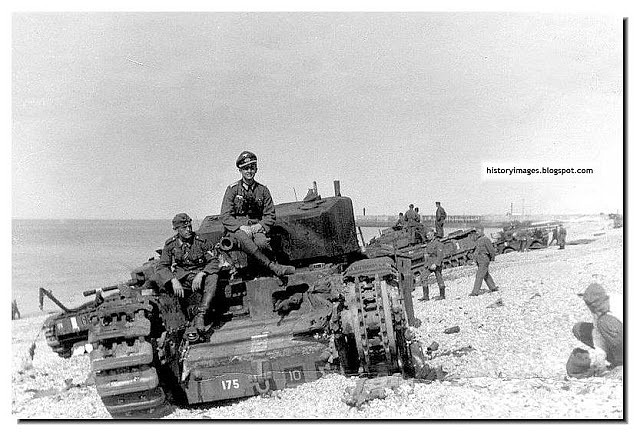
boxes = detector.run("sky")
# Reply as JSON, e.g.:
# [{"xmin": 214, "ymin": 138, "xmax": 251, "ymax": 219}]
[{"xmin": 11, "ymin": 12, "xmax": 624, "ymax": 219}]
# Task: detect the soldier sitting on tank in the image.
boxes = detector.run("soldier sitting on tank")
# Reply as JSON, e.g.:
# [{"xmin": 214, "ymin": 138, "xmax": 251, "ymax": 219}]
[
  {"xmin": 156, "ymin": 213, "xmax": 220, "ymax": 332},
  {"xmin": 403, "ymin": 204, "xmax": 422, "ymax": 244},
  {"xmin": 221, "ymin": 151, "xmax": 294, "ymax": 278},
  {"xmin": 393, "ymin": 212, "xmax": 405, "ymax": 230},
  {"xmin": 418, "ymin": 228, "xmax": 446, "ymax": 301}
]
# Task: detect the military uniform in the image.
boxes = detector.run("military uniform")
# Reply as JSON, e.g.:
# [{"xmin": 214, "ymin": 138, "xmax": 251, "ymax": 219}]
[
  {"xmin": 514, "ymin": 228, "xmax": 529, "ymax": 252},
  {"xmin": 221, "ymin": 179, "xmax": 276, "ymax": 235},
  {"xmin": 550, "ymin": 227, "xmax": 558, "ymax": 246},
  {"xmin": 219, "ymin": 151, "xmax": 294, "ymax": 277},
  {"xmin": 404, "ymin": 208, "xmax": 419, "ymax": 227},
  {"xmin": 420, "ymin": 238, "xmax": 446, "ymax": 300},
  {"xmin": 558, "ymin": 226, "xmax": 567, "ymax": 249},
  {"xmin": 403, "ymin": 207, "xmax": 420, "ymax": 243},
  {"xmin": 435, "ymin": 204, "xmax": 447, "ymax": 238},
  {"xmin": 470, "ymin": 233, "xmax": 498, "ymax": 295},
  {"xmin": 156, "ymin": 234, "xmax": 220, "ymax": 288},
  {"xmin": 156, "ymin": 213, "xmax": 221, "ymax": 332}
]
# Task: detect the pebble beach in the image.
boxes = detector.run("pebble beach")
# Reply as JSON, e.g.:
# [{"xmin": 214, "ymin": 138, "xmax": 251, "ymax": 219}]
[{"xmin": 11, "ymin": 219, "xmax": 624, "ymax": 420}]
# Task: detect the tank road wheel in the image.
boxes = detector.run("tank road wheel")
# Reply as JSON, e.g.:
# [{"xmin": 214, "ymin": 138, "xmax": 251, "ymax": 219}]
[
  {"xmin": 89, "ymin": 308, "xmax": 171, "ymax": 419},
  {"xmin": 346, "ymin": 274, "xmax": 414, "ymax": 377}
]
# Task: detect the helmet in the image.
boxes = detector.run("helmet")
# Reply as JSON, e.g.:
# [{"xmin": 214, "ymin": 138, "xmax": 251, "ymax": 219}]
[
  {"xmin": 236, "ymin": 151, "xmax": 258, "ymax": 168},
  {"xmin": 172, "ymin": 213, "xmax": 192, "ymax": 229}
]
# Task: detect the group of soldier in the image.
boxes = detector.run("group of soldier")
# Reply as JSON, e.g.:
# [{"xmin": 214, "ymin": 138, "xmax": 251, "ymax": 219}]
[
  {"xmin": 155, "ymin": 151, "xmax": 294, "ymax": 333},
  {"xmin": 394, "ymin": 201, "xmax": 447, "ymax": 240},
  {"xmin": 549, "ymin": 224, "xmax": 568, "ymax": 249},
  {"xmin": 417, "ymin": 225, "xmax": 499, "ymax": 303},
  {"xmin": 504, "ymin": 222, "xmax": 567, "ymax": 252}
]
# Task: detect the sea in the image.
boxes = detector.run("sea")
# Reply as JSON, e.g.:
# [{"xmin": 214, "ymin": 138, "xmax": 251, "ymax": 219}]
[{"xmin": 11, "ymin": 219, "xmax": 495, "ymax": 318}]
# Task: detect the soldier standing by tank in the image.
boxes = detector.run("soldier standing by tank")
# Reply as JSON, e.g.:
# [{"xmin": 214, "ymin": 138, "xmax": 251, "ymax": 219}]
[
  {"xmin": 156, "ymin": 213, "xmax": 220, "ymax": 331},
  {"xmin": 415, "ymin": 207, "xmax": 421, "ymax": 223},
  {"xmin": 469, "ymin": 227, "xmax": 499, "ymax": 296},
  {"xmin": 549, "ymin": 226, "xmax": 559, "ymax": 246},
  {"xmin": 558, "ymin": 224, "xmax": 567, "ymax": 249},
  {"xmin": 221, "ymin": 151, "xmax": 295, "ymax": 277},
  {"xmin": 418, "ymin": 228, "xmax": 446, "ymax": 301},
  {"xmin": 435, "ymin": 201, "xmax": 447, "ymax": 239},
  {"xmin": 515, "ymin": 227, "xmax": 529, "ymax": 252}
]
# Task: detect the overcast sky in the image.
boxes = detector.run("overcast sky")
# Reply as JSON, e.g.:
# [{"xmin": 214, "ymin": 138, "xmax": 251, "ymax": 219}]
[{"xmin": 11, "ymin": 12, "xmax": 623, "ymax": 219}]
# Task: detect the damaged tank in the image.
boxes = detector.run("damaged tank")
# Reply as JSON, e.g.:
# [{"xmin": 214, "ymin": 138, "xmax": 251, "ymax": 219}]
[
  {"xmin": 364, "ymin": 224, "xmax": 479, "ymax": 275},
  {"xmin": 494, "ymin": 221, "xmax": 553, "ymax": 254},
  {"xmin": 41, "ymin": 182, "xmax": 424, "ymax": 418}
]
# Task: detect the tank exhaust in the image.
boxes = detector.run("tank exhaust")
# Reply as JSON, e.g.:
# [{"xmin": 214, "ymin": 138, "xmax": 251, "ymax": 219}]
[{"xmin": 334, "ymin": 180, "xmax": 341, "ymax": 197}]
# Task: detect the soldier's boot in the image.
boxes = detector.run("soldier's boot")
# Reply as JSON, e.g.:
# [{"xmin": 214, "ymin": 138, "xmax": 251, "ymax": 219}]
[
  {"xmin": 433, "ymin": 286, "xmax": 446, "ymax": 301},
  {"xmin": 250, "ymin": 246, "xmax": 295, "ymax": 277},
  {"xmin": 192, "ymin": 307, "xmax": 206, "ymax": 331},
  {"xmin": 191, "ymin": 274, "xmax": 218, "ymax": 332},
  {"xmin": 418, "ymin": 285, "xmax": 430, "ymax": 301},
  {"xmin": 269, "ymin": 262, "xmax": 295, "ymax": 277}
]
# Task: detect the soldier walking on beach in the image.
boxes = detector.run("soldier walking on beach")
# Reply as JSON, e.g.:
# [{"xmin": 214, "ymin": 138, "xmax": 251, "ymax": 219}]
[
  {"xmin": 221, "ymin": 151, "xmax": 295, "ymax": 277},
  {"xmin": 557, "ymin": 224, "xmax": 567, "ymax": 249},
  {"xmin": 435, "ymin": 201, "xmax": 447, "ymax": 239},
  {"xmin": 156, "ymin": 213, "xmax": 220, "ymax": 331},
  {"xmin": 469, "ymin": 227, "xmax": 499, "ymax": 296},
  {"xmin": 418, "ymin": 228, "xmax": 446, "ymax": 301}
]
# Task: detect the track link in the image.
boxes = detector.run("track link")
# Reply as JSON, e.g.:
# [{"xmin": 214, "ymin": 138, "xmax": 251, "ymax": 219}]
[
  {"xmin": 347, "ymin": 269, "xmax": 413, "ymax": 377},
  {"xmin": 89, "ymin": 305, "xmax": 169, "ymax": 419}
]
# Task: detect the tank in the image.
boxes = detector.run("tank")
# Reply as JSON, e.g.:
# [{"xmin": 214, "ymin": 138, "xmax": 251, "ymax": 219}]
[
  {"xmin": 40, "ymin": 260, "xmax": 156, "ymax": 358},
  {"xmin": 494, "ymin": 220, "xmax": 552, "ymax": 254},
  {"xmin": 364, "ymin": 224, "xmax": 480, "ymax": 274},
  {"xmin": 40, "ymin": 184, "xmax": 424, "ymax": 418}
]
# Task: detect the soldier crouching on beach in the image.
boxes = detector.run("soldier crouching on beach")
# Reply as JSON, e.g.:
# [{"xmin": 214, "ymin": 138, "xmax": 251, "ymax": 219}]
[
  {"xmin": 156, "ymin": 213, "xmax": 220, "ymax": 332},
  {"xmin": 221, "ymin": 151, "xmax": 294, "ymax": 278},
  {"xmin": 418, "ymin": 228, "xmax": 446, "ymax": 301},
  {"xmin": 566, "ymin": 283, "xmax": 623, "ymax": 378}
]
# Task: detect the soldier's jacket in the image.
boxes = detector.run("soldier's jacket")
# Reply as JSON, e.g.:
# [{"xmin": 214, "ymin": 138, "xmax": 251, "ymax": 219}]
[
  {"xmin": 221, "ymin": 179, "xmax": 276, "ymax": 233},
  {"xmin": 404, "ymin": 209, "xmax": 419, "ymax": 227},
  {"xmin": 514, "ymin": 228, "xmax": 529, "ymax": 241},
  {"xmin": 424, "ymin": 239, "xmax": 444, "ymax": 268},
  {"xmin": 474, "ymin": 235, "xmax": 496, "ymax": 264},
  {"xmin": 558, "ymin": 227, "xmax": 567, "ymax": 238},
  {"xmin": 156, "ymin": 235, "xmax": 220, "ymax": 286},
  {"xmin": 436, "ymin": 206, "xmax": 447, "ymax": 223}
]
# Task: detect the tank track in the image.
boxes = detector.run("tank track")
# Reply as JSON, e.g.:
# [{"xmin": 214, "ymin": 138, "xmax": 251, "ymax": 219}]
[
  {"xmin": 341, "ymin": 259, "xmax": 414, "ymax": 377},
  {"xmin": 88, "ymin": 289, "xmax": 186, "ymax": 419},
  {"xmin": 43, "ymin": 321, "xmax": 76, "ymax": 358}
]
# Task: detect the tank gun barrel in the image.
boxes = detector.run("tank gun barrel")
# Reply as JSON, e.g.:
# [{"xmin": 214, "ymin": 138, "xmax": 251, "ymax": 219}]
[
  {"xmin": 82, "ymin": 278, "xmax": 138, "ymax": 297},
  {"xmin": 219, "ymin": 236, "xmax": 236, "ymax": 252}
]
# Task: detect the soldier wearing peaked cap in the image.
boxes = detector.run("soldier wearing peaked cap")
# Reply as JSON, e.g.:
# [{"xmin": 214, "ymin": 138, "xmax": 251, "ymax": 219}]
[
  {"xmin": 220, "ymin": 151, "xmax": 295, "ymax": 277},
  {"xmin": 156, "ymin": 213, "xmax": 220, "ymax": 331}
]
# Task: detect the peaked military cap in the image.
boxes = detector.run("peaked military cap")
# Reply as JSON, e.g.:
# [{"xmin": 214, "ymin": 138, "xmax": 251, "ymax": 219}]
[
  {"xmin": 172, "ymin": 213, "xmax": 192, "ymax": 228},
  {"xmin": 236, "ymin": 151, "xmax": 258, "ymax": 168}
]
